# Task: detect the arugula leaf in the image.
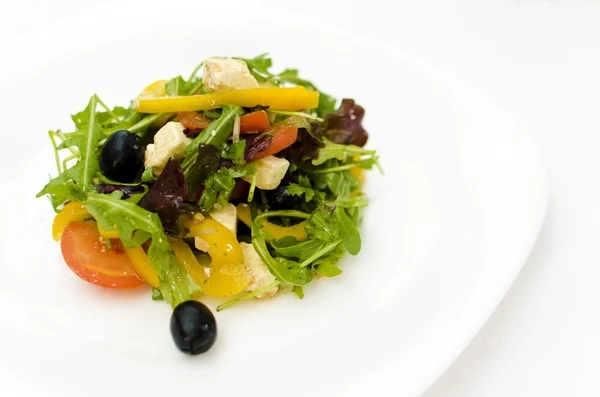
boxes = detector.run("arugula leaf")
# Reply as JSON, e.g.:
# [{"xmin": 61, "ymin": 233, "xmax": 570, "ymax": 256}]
[
  {"xmin": 198, "ymin": 169, "xmax": 230, "ymax": 212},
  {"xmin": 72, "ymin": 97, "xmax": 139, "ymax": 133},
  {"xmin": 165, "ymin": 76, "xmax": 187, "ymax": 96},
  {"xmin": 186, "ymin": 273, "xmax": 203, "ymax": 296},
  {"xmin": 285, "ymin": 174, "xmax": 324, "ymax": 202},
  {"xmin": 292, "ymin": 286, "xmax": 304, "ymax": 299},
  {"xmin": 227, "ymin": 164, "xmax": 256, "ymax": 178},
  {"xmin": 332, "ymin": 195, "xmax": 369, "ymax": 208},
  {"xmin": 305, "ymin": 203, "xmax": 361, "ymax": 255},
  {"xmin": 251, "ymin": 210, "xmax": 313, "ymax": 286},
  {"xmin": 102, "ymin": 110, "xmax": 145, "ymax": 134},
  {"xmin": 335, "ymin": 207, "xmax": 361, "ymax": 255},
  {"xmin": 84, "ymin": 191, "xmax": 191, "ymax": 307},
  {"xmin": 314, "ymin": 244, "xmax": 345, "ymax": 277},
  {"xmin": 353, "ymin": 156, "xmax": 381, "ymax": 171},
  {"xmin": 313, "ymin": 140, "xmax": 376, "ymax": 166},
  {"xmin": 38, "ymin": 169, "xmax": 81, "ymax": 210},
  {"xmin": 183, "ymin": 144, "xmax": 220, "ymax": 197},
  {"xmin": 165, "ymin": 74, "xmax": 203, "ymax": 97},
  {"xmin": 312, "ymin": 170, "xmax": 360, "ymax": 199},
  {"xmin": 305, "ymin": 203, "xmax": 339, "ymax": 242},
  {"xmin": 271, "ymin": 237, "xmax": 327, "ymax": 261},
  {"xmin": 203, "ymin": 108, "xmax": 222, "ymax": 120},
  {"xmin": 70, "ymin": 96, "xmax": 99, "ymax": 130},
  {"xmin": 317, "ymin": 92, "xmax": 337, "ymax": 117},
  {"xmin": 182, "ymin": 105, "xmax": 243, "ymax": 170},
  {"xmin": 286, "ymin": 184, "xmax": 314, "ymax": 201},
  {"xmin": 236, "ymin": 53, "xmax": 273, "ymax": 82},
  {"xmin": 141, "ymin": 166, "xmax": 156, "ymax": 183},
  {"xmin": 64, "ymin": 96, "xmax": 103, "ymax": 191},
  {"xmin": 37, "ymin": 95, "xmax": 103, "ymax": 207},
  {"xmin": 152, "ymin": 287, "xmax": 164, "ymax": 301},
  {"xmin": 94, "ymin": 184, "xmax": 146, "ymax": 200},
  {"xmin": 238, "ymin": 54, "xmax": 336, "ymax": 118},
  {"xmin": 216, "ymin": 280, "xmax": 281, "ymax": 311},
  {"xmin": 199, "ymin": 165, "xmax": 255, "ymax": 212},
  {"xmin": 41, "ymin": 181, "xmax": 88, "ymax": 211},
  {"xmin": 268, "ymin": 68, "xmax": 336, "ymax": 117},
  {"xmin": 221, "ymin": 140, "xmax": 246, "ymax": 163},
  {"xmin": 180, "ymin": 105, "xmax": 243, "ymax": 199}
]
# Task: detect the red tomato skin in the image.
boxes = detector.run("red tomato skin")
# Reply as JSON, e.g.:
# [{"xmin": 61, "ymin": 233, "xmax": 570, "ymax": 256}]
[{"xmin": 60, "ymin": 222, "xmax": 144, "ymax": 289}]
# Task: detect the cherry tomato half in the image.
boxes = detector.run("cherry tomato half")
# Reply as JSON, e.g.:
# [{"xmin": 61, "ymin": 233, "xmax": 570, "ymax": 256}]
[
  {"xmin": 60, "ymin": 222, "xmax": 144, "ymax": 289},
  {"xmin": 240, "ymin": 110, "xmax": 271, "ymax": 134},
  {"xmin": 246, "ymin": 125, "xmax": 298, "ymax": 162}
]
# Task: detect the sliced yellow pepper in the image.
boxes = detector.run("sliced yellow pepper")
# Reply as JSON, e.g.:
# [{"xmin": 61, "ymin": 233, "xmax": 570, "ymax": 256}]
[
  {"xmin": 52, "ymin": 202, "xmax": 92, "ymax": 241},
  {"xmin": 124, "ymin": 246, "xmax": 160, "ymax": 288},
  {"xmin": 138, "ymin": 79, "xmax": 168, "ymax": 99},
  {"xmin": 237, "ymin": 204, "xmax": 308, "ymax": 242},
  {"xmin": 187, "ymin": 218, "xmax": 249, "ymax": 297},
  {"xmin": 97, "ymin": 223, "xmax": 120, "ymax": 239},
  {"xmin": 349, "ymin": 166, "xmax": 366, "ymax": 186},
  {"xmin": 134, "ymin": 87, "xmax": 319, "ymax": 113},
  {"xmin": 168, "ymin": 238, "xmax": 207, "ymax": 287}
]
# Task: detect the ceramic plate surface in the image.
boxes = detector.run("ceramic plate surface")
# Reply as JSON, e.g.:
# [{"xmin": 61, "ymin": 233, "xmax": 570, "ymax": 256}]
[{"xmin": 0, "ymin": 3, "xmax": 547, "ymax": 396}]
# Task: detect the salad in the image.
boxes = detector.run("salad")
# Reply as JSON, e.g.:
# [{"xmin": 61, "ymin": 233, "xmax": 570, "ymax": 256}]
[{"xmin": 37, "ymin": 54, "xmax": 380, "ymax": 355}]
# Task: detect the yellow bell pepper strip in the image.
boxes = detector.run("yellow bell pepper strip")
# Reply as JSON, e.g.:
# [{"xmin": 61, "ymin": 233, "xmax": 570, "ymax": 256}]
[
  {"xmin": 97, "ymin": 223, "xmax": 120, "ymax": 239},
  {"xmin": 349, "ymin": 165, "xmax": 366, "ymax": 186},
  {"xmin": 138, "ymin": 79, "xmax": 168, "ymax": 99},
  {"xmin": 124, "ymin": 246, "xmax": 160, "ymax": 289},
  {"xmin": 237, "ymin": 204, "xmax": 308, "ymax": 242},
  {"xmin": 134, "ymin": 87, "xmax": 319, "ymax": 113},
  {"xmin": 250, "ymin": 210, "xmax": 313, "ymax": 286},
  {"xmin": 168, "ymin": 238, "xmax": 207, "ymax": 287},
  {"xmin": 137, "ymin": 80, "xmax": 173, "ymax": 128},
  {"xmin": 52, "ymin": 202, "xmax": 92, "ymax": 241},
  {"xmin": 187, "ymin": 218, "xmax": 249, "ymax": 297}
]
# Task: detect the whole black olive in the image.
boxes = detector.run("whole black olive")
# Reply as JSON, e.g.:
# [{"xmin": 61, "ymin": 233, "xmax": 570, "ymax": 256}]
[
  {"xmin": 170, "ymin": 301, "xmax": 217, "ymax": 355},
  {"xmin": 99, "ymin": 130, "xmax": 144, "ymax": 183}
]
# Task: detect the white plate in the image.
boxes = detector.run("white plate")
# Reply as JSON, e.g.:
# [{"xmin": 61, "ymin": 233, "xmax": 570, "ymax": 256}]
[{"xmin": 0, "ymin": 3, "xmax": 547, "ymax": 396}]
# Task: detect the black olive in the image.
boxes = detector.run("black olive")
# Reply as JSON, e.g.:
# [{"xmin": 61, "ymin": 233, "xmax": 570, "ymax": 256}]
[
  {"xmin": 170, "ymin": 301, "xmax": 217, "ymax": 355},
  {"xmin": 99, "ymin": 130, "xmax": 144, "ymax": 183}
]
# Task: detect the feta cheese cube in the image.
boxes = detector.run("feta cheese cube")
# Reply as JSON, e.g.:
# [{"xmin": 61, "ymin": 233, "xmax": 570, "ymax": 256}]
[
  {"xmin": 242, "ymin": 156, "xmax": 290, "ymax": 190},
  {"xmin": 208, "ymin": 203, "xmax": 237, "ymax": 236},
  {"xmin": 202, "ymin": 58, "xmax": 259, "ymax": 92},
  {"xmin": 144, "ymin": 121, "xmax": 192, "ymax": 175},
  {"xmin": 194, "ymin": 203, "xmax": 237, "ymax": 252},
  {"xmin": 240, "ymin": 242, "xmax": 278, "ymax": 299}
]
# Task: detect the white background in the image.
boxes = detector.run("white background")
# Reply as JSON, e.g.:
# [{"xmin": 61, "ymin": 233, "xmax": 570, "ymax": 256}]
[{"xmin": 1, "ymin": 0, "xmax": 598, "ymax": 396}]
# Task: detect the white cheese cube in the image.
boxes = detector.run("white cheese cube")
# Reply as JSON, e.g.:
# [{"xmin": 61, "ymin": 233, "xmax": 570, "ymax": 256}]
[
  {"xmin": 194, "ymin": 203, "xmax": 237, "ymax": 252},
  {"xmin": 202, "ymin": 58, "xmax": 259, "ymax": 92},
  {"xmin": 144, "ymin": 121, "xmax": 192, "ymax": 175},
  {"xmin": 242, "ymin": 156, "xmax": 290, "ymax": 190},
  {"xmin": 240, "ymin": 242, "xmax": 278, "ymax": 299},
  {"xmin": 209, "ymin": 203, "xmax": 237, "ymax": 236}
]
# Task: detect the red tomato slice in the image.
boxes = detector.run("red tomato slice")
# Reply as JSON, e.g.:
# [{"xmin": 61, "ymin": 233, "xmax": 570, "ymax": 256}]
[
  {"xmin": 177, "ymin": 111, "xmax": 212, "ymax": 131},
  {"xmin": 240, "ymin": 110, "xmax": 271, "ymax": 134},
  {"xmin": 246, "ymin": 126, "xmax": 298, "ymax": 162},
  {"xmin": 60, "ymin": 222, "xmax": 144, "ymax": 289}
]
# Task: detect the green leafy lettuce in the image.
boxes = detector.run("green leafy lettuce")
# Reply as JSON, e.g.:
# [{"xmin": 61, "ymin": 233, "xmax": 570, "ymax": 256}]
[
  {"xmin": 85, "ymin": 191, "xmax": 191, "ymax": 306},
  {"xmin": 37, "ymin": 95, "xmax": 103, "ymax": 209},
  {"xmin": 237, "ymin": 53, "xmax": 337, "ymax": 117},
  {"xmin": 285, "ymin": 174, "xmax": 325, "ymax": 203}
]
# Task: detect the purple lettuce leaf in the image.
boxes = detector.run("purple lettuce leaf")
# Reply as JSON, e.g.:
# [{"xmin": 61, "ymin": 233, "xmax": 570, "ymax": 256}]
[
  {"xmin": 244, "ymin": 133, "xmax": 272, "ymax": 162},
  {"xmin": 316, "ymin": 98, "xmax": 368, "ymax": 147},
  {"xmin": 139, "ymin": 159, "xmax": 189, "ymax": 236},
  {"xmin": 94, "ymin": 184, "xmax": 145, "ymax": 199}
]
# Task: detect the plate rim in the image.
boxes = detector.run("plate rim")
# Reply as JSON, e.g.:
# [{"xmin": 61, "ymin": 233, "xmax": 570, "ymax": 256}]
[{"xmin": 0, "ymin": 4, "xmax": 549, "ymax": 396}]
